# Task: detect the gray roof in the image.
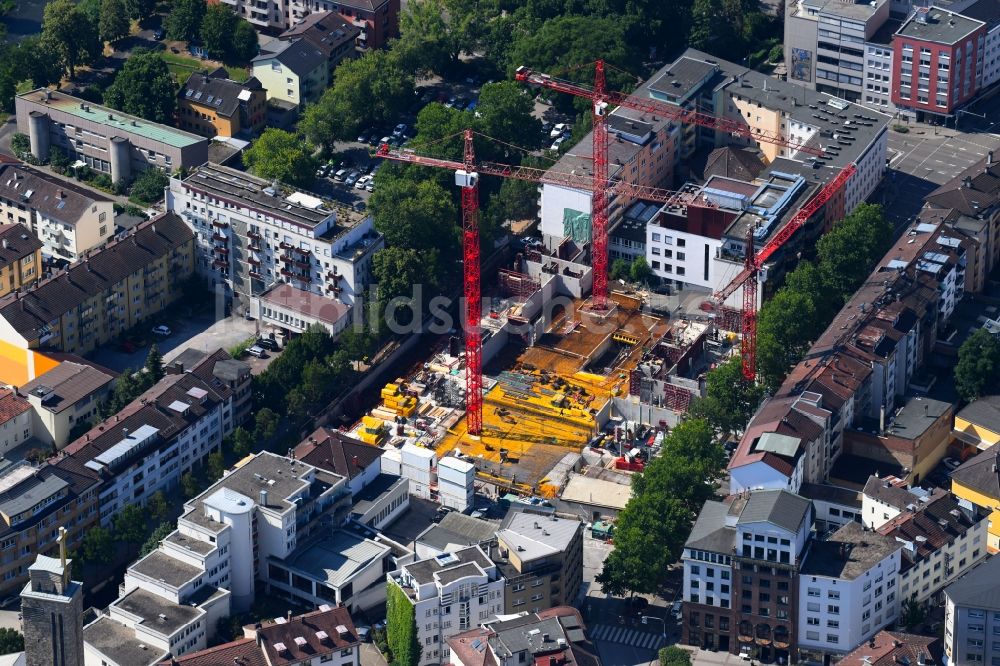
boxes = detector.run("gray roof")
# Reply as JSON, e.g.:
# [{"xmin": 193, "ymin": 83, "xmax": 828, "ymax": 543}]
[
  {"xmin": 129, "ymin": 549, "xmax": 203, "ymax": 589},
  {"xmin": 0, "ymin": 213, "xmax": 193, "ymax": 343},
  {"xmin": 179, "ymin": 72, "xmax": 261, "ymax": 119},
  {"xmin": 112, "ymin": 587, "xmax": 202, "ymax": 636},
  {"xmin": 737, "ymin": 489, "xmax": 812, "ymax": 533},
  {"xmin": 951, "ymin": 447, "xmax": 1000, "ymax": 498},
  {"xmin": 685, "ymin": 500, "xmax": 737, "ymax": 553},
  {"xmin": 416, "ymin": 511, "xmax": 499, "ymax": 552},
  {"xmin": 279, "ymin": 10, "xmax": 360, "ymax": 59},
  {"xmin": 254, "ymin": 37, "xmax": 326, "ymax": 76},
  {"xmin": 798, "ymin": 482, "xmax": 862, "ymax": 508},
  {"xmin": 648, "ymin": 56, "xmax": 719, "ymax": 104},
  {"xmin": 490, "ymin": 615, "xmax": 569, "ymax": 657},
  {"xmin": 191, "ymin": 451, "xmax": 334, "ymax": 515},
  {"xmin": 800, "ymin": 521, "xmax": 900, "ymax": 580},
  {"xmin": 896, "ymin": 7, "xmax": 985, "ymax": 44},
  {"xmin": 83, "ymin": 616, "xmax": 169, "ymax": 666},
  {"xmin": 0, "ymin": 471, "xmax": 67, "ymax": 518},
  {"xmin": 435, "ymin": 561, "xmax": 486, "ymax": 585},
  {"xmin": 496, "ymin": 512, "xmax": 581, "ymax": 562},
  {"xmin": 755, "ymin": 432, "xmax": 802, "ymax": 458},
  {"xmin": 164, "ymin": 529, "xmax": 215, "ymax": 555},
  {"xmin": 351, "ymin": 473, "xmax": 407, "ymax": 515},
  {"xmin": 884, "ymin": 395, "xmax": 952, "ymax": 440},
  {"xmin": 404, "ymin": 546, "xmax": 493, "ymax": 586},
  {"xmin": 0, "ymin": 163, "xmax": 112, "ymax": 227},
  {"xmin": 862, "ymin": 475, "xmax": 937, "ymax": 510},
  {"xmin": 945, "ymin": 554, "xmax": 1000, "ymax": 610},
  {"xmin": 21, "ymin": 361, "xmax": 114, "ymax": 413},
  {"xmin": 956, "ymin": 395, "xmax": 1000, "ymax": 433},
  {"xmin": 279, "ymin": 530, "xmax": 390, "ymax": 588}
]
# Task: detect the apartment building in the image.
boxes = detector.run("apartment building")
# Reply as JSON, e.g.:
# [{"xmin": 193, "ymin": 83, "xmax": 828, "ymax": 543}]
[
  {"xmin": 681, "ymin": 489, "xmax": 813, "ymax": 662},
  {"xmin": 953, "ymin": 395, "xmax": 1000, "ymax": 450},
  {"xmin": 862, "ymin": 475, "xmax": 942, "ymax": 530},
  {"xmin": 493, "ymin": 512, "xmax": 583, "ymax": 613},
  {"xmin": 288, "ymin": 0, "xmax": 400, "ymax": 49},
  {"xmin": 279, "ymin": 10, "xmax": 360, "ymax": 76},
  {"xmin": 64, "ymin": 371, "xmax": 235, "ymax": 527},
  {"xmin": 944, "ymin": 554, "xmax": 1000, "ymax": 666},
  {"xmin": 177, "ymin": 70, "xmax": 267, "ymax": 139},
  {"xmin": 160, "ymin": 606, "xmax": 363, "ymax": 666},
  {"xmin": 166, "ymin": 163, "xmax": 382, "ymax": 316},
  {"xmin": 165, "ymin": 347, "xmax": 253, "ymax": 431},
  {"xmin": 0, "ymin": 457, "xmax": 100, "ymax": 602},
  {"xmin": 447, "ymin": 607, "xmax": 598, "ymax": 666},
  {"xmin": 21, "ymin": 360, "xmax": 115, "ymax": 450},
  {"xmin": 877, "ymin": 492, "xmax": 987, "ymax": 603},
  {"xmin": 252, "ymin": 38, "xmax": 329, "ymax": 108},
  {"xmin": 797, "ymin": 522, "xmax": 902, "ymax": 661},
  {"xmin": 389, "ymin": 546, "xmax": 506, "ymax": 666},
  {"xmin": 15, "ymin": 90, "xmax": 209, "ymax": 184},
  {"xmin": 294, "ymin": 427, "xmax": 384, "ymax": 496},
  {"xmin": 839, "ymin": 630, "xmax": 940, "ymax": 665},
  {"xmin": 0, "ymin": 389, "xmax": 31, "ymax": 457},
  {"xmin": 0, "ymin": 164, "xmax": 112, "ymax": 263},
  {"xmin": 951, "ymin": 448, "xmax": 1000, "ymax": 552},
  {"xmin": 0, "ymin": 225, "xmax": 43, "ymax": 301},
  {"xmin": 0, "ymin": 213, "xmax": 195, "ymax": 355}
]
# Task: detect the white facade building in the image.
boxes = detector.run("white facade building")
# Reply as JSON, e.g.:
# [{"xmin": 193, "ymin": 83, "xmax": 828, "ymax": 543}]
[
  {"xmin": 437, "ymin": 455, "xmax": 475, "ymax": 512},
  {"xmin": 389, "ymin": 546, "xmax": 506, "ymax": 666},
  {"xmin": 798, "ymin": 522, "xmax": 902, "ymax": 658},
  {"xmin": 944, "ymin": 555, "xmax": 1000, "ymax": 666}
]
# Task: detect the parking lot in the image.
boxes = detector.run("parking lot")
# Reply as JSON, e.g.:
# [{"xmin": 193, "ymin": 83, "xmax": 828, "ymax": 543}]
[{"xmin": 883, "ymin": 125, "xmax": 1000, "ymax": 230}]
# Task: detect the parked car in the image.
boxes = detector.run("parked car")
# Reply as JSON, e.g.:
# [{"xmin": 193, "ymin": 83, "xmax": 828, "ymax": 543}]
[
  {"xmin": 333, "ymin": 168, "xmax": 348, "ymax": 182},
  {"xmin": 256, "ymin": 338, "xmax": 279, "ymax": 351},
  {"xmin": 365, "ymin": 181, "xmax": 375, "ymax": 192},
  {"xmin": 550, "ymin": 122, "xmax": 569, "ymax": 138},
  {"xmin": 356, "ymin": 131, "xmax": 369, "ymax": 143},
  {"xmin": 358, "ymin": 164, "xmax": 371, "ymax": 175},
  {"xmin": 445, "ymin": 96, "xmax": 457, "ymax": 108},
  {"xmin": 355, "ymin": 175, "xmax": 372, "ymax": 190},
  {"xmin": 378, "ymin": 136, "xmax": 392, "ymax": 146},
  {"xmin": 367, "ymin": 134, "xmax": 381, "ymax": 146},
  {"xmin": 671, "ymin": 601, "xmax": 682, "ymax": 619},
  {"xmin": 247, "ymin": 345, "xmax": 268, "ymax": 358},
  {"xmin": 393, "ymin": 123, "xmax": 408, "ymax": 137},
  {"xmin": 151, "ymin": 325, "xmax": 171, "ymax": 336},
  {"xmin": 541, "ymin": 121, "xmax": 554, "ymax": 134},
  {"xmin": 152, "ymin": 28, "xmax": 165, "ymax": 40},
  {"xmin": 550, "ymin": 136, "xmax": 567, "ymax": 151},
  {"xmin": 315, "ymin": 164, "xmax": 328, "ymax": 178},
  {"xmin": 344, "ymin": 171, "xmax": 360, "ymax": 186},
  {"xmin": 943, "ymin": 457, "xmax": 962, "ymax": 471}
]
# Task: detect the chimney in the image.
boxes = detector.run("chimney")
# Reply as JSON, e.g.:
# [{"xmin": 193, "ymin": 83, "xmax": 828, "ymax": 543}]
[
  {"xmin": 286, "ymin": 610, "xmax": 292, "ymax": 622},
  {"xmin": 964, "ymin": 176, "xmax": 973, "ymax": 188},
  {"xmin": 880, "ymin": 404, "xmax": 886, "ymax": 433},
  {"xmin": 989, "ymin": 150, "xmax": 995, "ymax": 167},
  {"xmin": 123, "ymin": 427, "xmax": 129, "ymax": 440},
  {"xmin": 260, "ymin": 490, "xmax": 268, "ymax": 506},
  {"xmin": 57, "ymin": 189, "xmax": 64, "ymax": 199}
]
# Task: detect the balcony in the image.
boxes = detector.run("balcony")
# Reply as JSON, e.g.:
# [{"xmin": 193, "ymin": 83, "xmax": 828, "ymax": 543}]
[
  {"xmin": 249, "ymin": 269, "xmax": 263, "ymax": 280},
  {"xmin": 212, "ymin": 220, "xmax": 229, "ymax": 229},
  {"xmin": 248, "ymin": 255, "xmax": 261, "ymax": 266},
  {"xmin": 213, "ymin": 259, "xmax": 229, "ymax": 269},
  {"xmin": 212, "ymin": 232, "xmax": 228, "ymax": 242},
  {"xmin": 214, "ymin": 246, "xmax": 230, "ymax": 255},
  {"xmin": 248, "ymin": 229, "xmax": 261, "ymax": 240}
]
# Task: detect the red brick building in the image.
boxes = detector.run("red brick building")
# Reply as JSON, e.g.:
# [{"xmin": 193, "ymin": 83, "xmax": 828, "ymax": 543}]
[
  {"xmin": 891, "ymin": 7, "xmax": 987, "ymax": 120},
  {"xmin": 289, "ymin": 0, "xmax": 400, "ymax": 50}
]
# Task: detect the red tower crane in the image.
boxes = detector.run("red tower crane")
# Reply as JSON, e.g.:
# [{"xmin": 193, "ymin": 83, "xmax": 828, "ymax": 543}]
[
  {"xmin": 377, "ymin": 134, "xmax": 722, "ymax": 435},
  {"xmin": 514, "ymin": 61, "xmax": 827, "ymax": 310},
  {"xmin": 713, "ymin": 162, "xmax": 857, "ymax": 380}
]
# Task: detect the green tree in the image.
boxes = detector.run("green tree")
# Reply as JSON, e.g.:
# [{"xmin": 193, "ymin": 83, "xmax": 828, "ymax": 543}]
[
  {"xmin": 816, "ymin": 203, "xmax": 892, "ymax": 302},
  {"xmin": 148, "ymin": 490, "xmax": 170, "ymax": 522},
  {"xmin": 102, "ymin": 366, "xmax": 153, "ymax": 417},
  {"xmin": 231, "ymin": 19, "xmax": 259, "ymax": 62},
  {"xmin": 181, "ymin": 472, "xmax": 200, "ymax": 498},
  {"xmin": 372, "ymin": 247, "xmax": 441, "ymax": 323},
  {"xmin": 610, "ymin": 258, "xmax": 630, "ymax": 282},
  {"xmin": 207, "ymin": 451, "xmax": 226, "ymax": 480},
  {"xmin": 386, "ymin": 584, "xmax": 422, "ymax": 666},
  {"xmin": 200, "ymin": 5, "xmax": 236, "ymax": 60},
  {"xmin": 99, "ymin": 0, "xmax": 130, "ymax": 44},
  {"xmin": 145, "ymin": 343, "xmax": 165, "ymax": 382},
  {"xmin": 658, "ymin": 646, "xmax": 692, "ymax": 666},
  {"xmin": 104, "ymin": 49, "xmax": 176, "ymax": 123},
  {"xmin": 166, "ymin": 0, "xmax": 206, "ymax": 41},
  {"xmin": 635, "ymin": 419, "xmax": 725, "ymax": 511},
  {"xmin": 230, "ymin": 426, "xmax": 253, "ymax": 457},
  {"xmin": 955, "ymin": 329, "xmax": 1000, "ymax": 402},
  {"xmin": 688, "ymin": 356, "xmax": 765, "ymax": 437},
  {"xmin": 130, "ymin": 167, "xmax": 170, "ymax": 204},
  {"xmin": 630, "ymin": 257, "xmax": 652, "ymax": 284},
  {"xmin": 301, "ymin": 51, "xmax": 413, "ymax": 147},
  {"xmin": 114, "ymin": 503, "xmax": 147, "ymax": 543},
  {"xmin": 755, "ymin": 287, "xmax": 820, "ymax": 393},
  {"xmin": 124, "ymin": 0, "xmax": 156, "ymax": 20},
  {"xmin": 475, "ymin": 81, "xmax": 542, "ymax": 151},
  {"xmin": 370, "ymin": 177, "xmax": 458, "ymax": 254},
  {"xmin": 0, "ymin": 628, "xmax": 24, "ymax": 655},
  {"xmin": 139, "ymin": 521, "xmax": 174, "ymax": 556},
  {"xmin": 81, "ymin": 526, "xmax": 113, "ymax": 563},
  {"xmin": 243, "ymin": 128, "xmax": 316, "ymax": 188},
  {"xmin": 254, "ymin": 407, "xmax": 279, "ymax": 441},
  {"xmin": 394, "ymin": 0, "xmax": 482, "ymax": 74},
  {"xmin": 900, "ymin": 595, "xmax": 927, "ymax": 630},
  {"xmin": 41, "ymin": 0, "xmax": 102, "ymax": 78},
  {"xmin": 49, "ymin": 146, "xmax": 72, "ymax": 171}
]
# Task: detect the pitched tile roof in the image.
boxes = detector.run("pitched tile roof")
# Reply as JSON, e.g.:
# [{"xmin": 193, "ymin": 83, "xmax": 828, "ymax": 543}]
[
  {"xmin": 0, "ymin": 224, "xmax": 42, "ymax": 271},
  {"xmin": 950, "ymin": 445, "xmax": 1000, "ymax": 499},
  {"xmin": 159, "ymin": 638, "xmax": 266, "ymax": 666},
  {"xmin": 294, "ymin": 427, "xmax": 382, "ymax": 480},
  {"xmin": 877, "ymin": 493, "xmax": 986, "ymax": 566},
  {"xmin": 0, "ymin": 163, "xmax": 112, "ymax": 227},
  {"xmin": 736, "ymin": 489, "xmax": 812, "ymax": 533},
  {"xmin": 0, "ymin": 212, "xmax": 193, "ymax": 343},
  {"xmin": 179, "ymin": 71, "xmax": 263, "ymax": 119},
  {"xmin": 280, "ymin": 11, "xmax": 360, "ymax": 59},
  {"xmin": 704, "ymin": 146, "xmax": 764, "ymax": 181},
  {"xmin": 256, "ymin": 606, "xmax": 361, "ymax": 665},
  {"xmin": 956, "ymin": 395, "xmax": 1000, "ymax": 435},
  {"xmin": 0, "ymin": 388, "xmax": 30, "ymax": 423},
  {"xmin": 838, "ymin": 630, "xmax": 939, "ymax": 666},
  {"xmin": 253, "ymin": 38, "xmax": 326, "ymax": 76}
]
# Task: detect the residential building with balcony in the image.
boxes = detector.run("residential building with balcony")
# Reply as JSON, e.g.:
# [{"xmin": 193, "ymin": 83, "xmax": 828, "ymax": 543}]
[
  {"xmin": 15, "ymin": 90, "xmax": 209, "ymax": 185},
  {"xmin": 294, "ymin": 427, "xmax": 384, "ymax": 496},
  {"xmin": 217, "ymin": 0, "xmax": 290, "ymax": 30},
  {"xmin": 166, "ymin": 164, "xmax": 381, "ymax": 318},
  {"xmin": 288, "ymin": 0, "xmax": 400, "ymax": 50},
  {"xmin": 797, "ymin": 522, "xmax": 902, "ymax": 661},
  {"xmin": 388, "ymin": 546, "xmax": 506, "ymax": 666},
  {"xmin": 165, "ymin": 347, "xmax": 253, "ymax": 431},
  {"xmin": 0, "ymin": 213, "xmax": 195, "ymax": 355},
  {"xmin": 682, "ymin": 489, "xmax": 813, "ymax": 662},
  {"xmin": 943, "ymin": 554, "xmax": 1000, "ymax": 666},
  {"xmin": 0, "ymin": 457, "xmax": 100, "ymax": 602},
  {"xmin": 22, "ymin": 360, "xmax": 115, "ymax": 450},
  {"xmin": 447, "ymin": 607, "xmax": 599, "ymax": 666},
  {"xmin": 877, "ymin": 491, "xmax": 987, "ymax": 603},
  {"xmin": 0, "ymin": 164, "xmax": 112, "ymax": 263},
  {"xmin": 493, "ymin": 512, "xmax": 583, "ymax": 614},
  {"xmin": 62, "ymin": 370, "xmax": 236, "ymax": 527},
  {"xmin": 177, "ymin": 70, "xmax": 267, "ymax": 139},
  {"xmin": 252, "ymin": 38, "xmax": 329, "ymax": 108}
]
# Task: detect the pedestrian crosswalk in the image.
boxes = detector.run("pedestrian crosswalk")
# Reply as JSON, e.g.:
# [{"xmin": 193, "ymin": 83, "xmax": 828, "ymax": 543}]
[{"xmin": 589, "ymin": 624, "xmax": 667, "ymax": 651}]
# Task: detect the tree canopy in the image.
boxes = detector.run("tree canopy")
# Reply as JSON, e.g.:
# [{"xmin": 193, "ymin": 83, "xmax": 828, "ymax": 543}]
[
  {"xmin": 104, "ymin": 49, "xmax": 177, "ymax": 124},
  {"xmin": 131, "ymin": 168, "xmax": 170, "ymax": 204},
  {"xmin": 166, "ymin": 0, "xmax": 206, "ymax": 42},
  {"xmin": 955, "ymin": 329, "xmax": 1000, "ymax": 403},
  {"xmin": 0, "ymin": 628, "xmax": 24, "ymax": 656},
  {"xmin": 242, "ymin": 128, "xmax": 317, "ymax": 188},
  {"xmin": 200, "ymin": 5, "xmax": 237, "ymax": 60},
  {"xmin": 41, "ymin": 0, "xmax": 101, "ymax": 78},
  {"xmin": 99, "ymin": 0, "xmax": 130, "ymax": 44},
  {"xmin": 688, "ymin": 355, "xmax": 765, "ymax": 437}
]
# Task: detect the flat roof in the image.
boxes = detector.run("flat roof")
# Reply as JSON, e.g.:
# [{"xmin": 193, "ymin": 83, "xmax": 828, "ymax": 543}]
[
  {"xmin": 896, "ymin": 8, "xmax": 985, "ymax": 44},
  {"xmin": 19, "ymin": 89, "xmax": 205, "ymax": 149},
  {"xmin": 83, "ymin": 616, "xmax": 169, "ymax": 666},
  {"xmin": 113, "ymin": 587, "xmax": 202, "ymax": 636},
  {"xmin": 260, "ymin": 283, "xmax": 350, "ymax": 326},
  {"xmin": 884, "ymin": 395, "xmax": 952, "ymax": 440},
  {"xmin": 496, "ymin": 512, "xmax": 580, "ymax": 562},
  {"xmin": 801, "ymin": 521, "xmax": 900, "ymax": 580},
  {"xmin": 560, "ymin": 474, "xmax": 631, "ymax": 510},
  {"xmin": 129, "ymin": 549, "xmax": 203, "ymax": 589},
  {"xmin": 279, "ymin": 530, "xmax": 389, "ymax": 588}
]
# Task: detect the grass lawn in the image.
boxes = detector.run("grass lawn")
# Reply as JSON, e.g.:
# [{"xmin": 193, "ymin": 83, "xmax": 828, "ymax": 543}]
[{"xmin": 160, "ymin": 51, "xmax": 250, "ymax": 85}]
